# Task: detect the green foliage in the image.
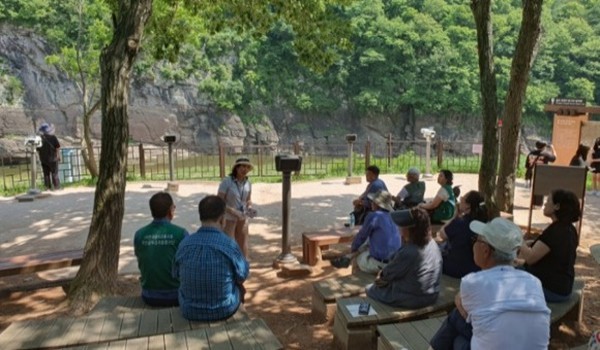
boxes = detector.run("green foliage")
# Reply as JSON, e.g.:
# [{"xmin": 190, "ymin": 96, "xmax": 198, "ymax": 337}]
[{"xmin": 2, "ymin": 0, "xmax": 600, "ymax": 127}]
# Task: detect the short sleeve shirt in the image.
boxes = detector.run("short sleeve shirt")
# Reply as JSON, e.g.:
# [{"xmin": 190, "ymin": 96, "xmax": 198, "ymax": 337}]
[
  {"xmin": 134, "ymin": 219, "xmax": 188, "ymax": 294},
  {"xmin": 218, "ymin": 176, "xmax": 251, "ymax": 221},
  {"xmin": 526, "ymin": 221, "xmax": 577, "ymax": 295},
  {"xmin": 441, "ymin": 217, "xmax": 480, "ymax": 278},
  {"xmin": 461, "ymin": 266, "xmax": 550, "ymax": 350},
  {"xmin": 174, "ymin": 227, "xmax": 250, "ymax": 321}
]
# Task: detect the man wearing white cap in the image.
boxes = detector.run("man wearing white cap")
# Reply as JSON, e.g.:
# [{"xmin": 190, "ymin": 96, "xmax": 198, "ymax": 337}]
[{"xmin": 429, "ymin": 217, "xmax": 550, "ymax": 350}]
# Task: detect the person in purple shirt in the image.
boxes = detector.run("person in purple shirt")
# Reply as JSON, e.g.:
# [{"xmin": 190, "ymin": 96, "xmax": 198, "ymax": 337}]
[
  {"xmin": 351, "ymin": 165, "xmax": 388, "ymax": 225},
  {"xmin": 333, "ymin": 190, "xmax": 401, "ymax": 273}
]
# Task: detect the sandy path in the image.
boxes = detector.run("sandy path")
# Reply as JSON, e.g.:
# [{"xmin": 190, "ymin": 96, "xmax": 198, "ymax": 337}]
[{"xmin": 1, "ymin": 173, "xmax": 599, "ymax": 272}]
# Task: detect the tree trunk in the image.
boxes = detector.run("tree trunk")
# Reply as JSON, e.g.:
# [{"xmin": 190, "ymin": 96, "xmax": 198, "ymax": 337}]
[
  {"xmin": 80, "ymin": 100, "xmax": 100, "ymax": 179},
  {"xmin": 471, "ymin": 0, "xmax": 500, "ymax": 217},
  {"xmin": 68, "ymin": 0, "xmax": 153, "ymax": 313},
  {"xmin": 495, "ymin": 0, "xmax": 543, "ymax": 212}
]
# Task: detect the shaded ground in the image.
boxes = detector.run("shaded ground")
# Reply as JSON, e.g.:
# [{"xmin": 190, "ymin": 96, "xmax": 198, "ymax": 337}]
[{"xmin": 1, "ymin": 174, "xmax": 599, "ymax": 349}]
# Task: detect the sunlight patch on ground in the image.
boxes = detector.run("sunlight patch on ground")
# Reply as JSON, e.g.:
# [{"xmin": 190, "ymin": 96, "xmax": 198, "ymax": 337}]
[
  {"xmin": 30, "ymin": 219, "xmax": 52, "ymax": 228},
  {"xmin": 1, "ymin": 234, "xmax": 38, "ymax": 249}
]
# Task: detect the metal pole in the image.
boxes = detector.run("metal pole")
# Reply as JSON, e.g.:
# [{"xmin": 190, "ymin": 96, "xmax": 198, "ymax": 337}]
[
  {"xmin": 347, "ymin": 142, "xmax": 354, "ymax": 177},
  {"xmin": 28, "ymin": 143, "xmax": 41, "ymax": 194},
  {"xmin": 30, "ymin": 144, "xmax": 37, "ymax": 190},
  {"xmin": 168, "ymin": 142, "xmax": 175, "ymax": 181},
  {"xmin": 425, "ymin": 136, "xmax": 432, "ymax": 177},
  {"xmin": 277, "ymin": 171, "xmax": 296, "ymax": 263}
]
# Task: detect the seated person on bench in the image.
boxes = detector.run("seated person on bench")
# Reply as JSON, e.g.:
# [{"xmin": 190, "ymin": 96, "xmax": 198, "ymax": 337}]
[
  {"xmin": 175, "ymin": 196, "xmax": 249, "ymax": 321},
  {"xmin": 430, "ymin": 218, "xmax": 550, "ymax": 350},
  {"xmin": 366, "ymin": 207, "xmax": 442, "ymax": 308},
  {"xmin": 331, "ymin": 190, "xmax": 401, "ymax": 273},
  {"xmin": 437, "ymin": 190, "xmax": 489, "ymax": 278},
  {"xmin": 518, "ymin": 189, "xmax": 580, "ymax": 302},
  {"xmin": 393, "ymin": 167, "xmax": 425, "ymax": 209},
  {"xmin": 351, "ymin": 165, "xmax": 387, "ymax": 225},
  {"xmin": 419, "ymin": 169, "xmax": 456, "ymax": 224},
  {"xmin": 134, "ymin": 192, "xmax": 189, "ymax": 307}
]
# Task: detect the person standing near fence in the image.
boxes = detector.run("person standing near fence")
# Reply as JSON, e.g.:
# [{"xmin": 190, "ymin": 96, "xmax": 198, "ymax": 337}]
[
  {"xmin": 37, "ymin": 122, "xmax": 61, "ymax": 191},
  {"xmin": 218, "ymin": 157, "xmax": 256, "ymax": 257},
  {"xmin": 590, "ymin": 138, "xmax": 600, "ymax": 196}
]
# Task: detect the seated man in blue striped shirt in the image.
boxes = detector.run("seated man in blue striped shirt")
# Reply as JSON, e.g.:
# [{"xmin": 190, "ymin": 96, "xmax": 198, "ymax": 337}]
[{"xmin": 174, "ymin": 195, "xmax": 250, "ymax": 321}]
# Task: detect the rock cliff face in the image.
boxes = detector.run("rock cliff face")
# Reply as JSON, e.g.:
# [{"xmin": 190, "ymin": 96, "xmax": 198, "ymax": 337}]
[{"xmin": 0, "ymin": 24, "xmax": 489, "ymax": 160}]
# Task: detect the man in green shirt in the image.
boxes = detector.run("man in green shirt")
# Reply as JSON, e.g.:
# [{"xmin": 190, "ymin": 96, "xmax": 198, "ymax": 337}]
[{"xmin": 134, "ymin": 192, "xmax": 188, "ymax": 306}]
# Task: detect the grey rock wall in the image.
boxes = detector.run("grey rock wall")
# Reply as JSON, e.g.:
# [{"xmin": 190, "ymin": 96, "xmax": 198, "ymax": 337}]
[{"xmin": 0, "ymin": 24, "xmax": 491, "ymax": 161}]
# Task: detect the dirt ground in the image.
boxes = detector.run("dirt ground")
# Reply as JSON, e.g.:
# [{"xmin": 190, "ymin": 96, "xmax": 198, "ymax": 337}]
[{"xmin": 0, "ymin": 174, "xmax": 599, "ymax": 349}]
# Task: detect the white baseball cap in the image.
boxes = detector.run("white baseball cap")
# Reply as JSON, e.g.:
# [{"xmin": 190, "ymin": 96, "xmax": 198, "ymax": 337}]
[{"xmin": 469, "ymin": 217, "xmax": 523, "ymax": 254}]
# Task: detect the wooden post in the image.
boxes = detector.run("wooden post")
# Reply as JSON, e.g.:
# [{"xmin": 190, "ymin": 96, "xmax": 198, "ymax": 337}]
[
  {"xmin": 365, "ymin": 138, "xmax": 371, "ymax": 169},
  {"xmin": 138, "ymin": 143, "xmax": 145, "ymax": 179},
  {"xmin": 218, "ymin": 140, "xmax": 225, "ymax": 179},
  {"xmin": 258, "ymin": 147, "xmax": 264, "ymax": 177},
  {"xmin": 437, "ymin": 138, "xmax": 443, "ymax": 168},
  {"xmin": 387, "ymin": 133, "xmax": 392, "ymax": 168}
]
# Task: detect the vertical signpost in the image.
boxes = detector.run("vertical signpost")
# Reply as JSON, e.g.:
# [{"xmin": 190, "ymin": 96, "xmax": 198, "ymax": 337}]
[
  {"xmin": 163, "ymin": 135, "xmax": 178, "ymax": 192},
  {"xmin": 274, "ymin": 154, "xmax": 303, "ymax": 266},
  {"xmin": 421, "ymin": 127, "xmax": 436, "ymax": 178},
  {"xmin": 344, "ymin": 134, "xmax": 361, "ymax": 184}
]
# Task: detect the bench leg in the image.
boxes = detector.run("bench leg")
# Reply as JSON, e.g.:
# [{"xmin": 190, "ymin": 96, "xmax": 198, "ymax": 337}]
[
  {"xmin": 311, "ymin": 289, "xmax": 337, "ymax": 325},
  {"xmin": 332, "ymin": 313, "xmax": 376, "ymax": 350},
  {"xmin": 564, "ymin": 293, "xmax": 584, "ymax": 323},
  {"xmin": 303, "ymin": 240, "xmax": 320, "ymax": 266}
]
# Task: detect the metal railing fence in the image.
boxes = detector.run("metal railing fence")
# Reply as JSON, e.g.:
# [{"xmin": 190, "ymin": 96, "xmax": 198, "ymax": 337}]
[{"xmin": 1, "ymin": 137, "xmax": 487, "ymax": 193}]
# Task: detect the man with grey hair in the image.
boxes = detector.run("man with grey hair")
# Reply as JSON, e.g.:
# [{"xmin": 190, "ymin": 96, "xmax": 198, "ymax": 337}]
[
  {"xmin": 393, "ymin": 167, "xmax": 425, "ymax": 209},
  {"xmin": 429, "ymin": 217, "xmax": 550, "ymax": 350}
]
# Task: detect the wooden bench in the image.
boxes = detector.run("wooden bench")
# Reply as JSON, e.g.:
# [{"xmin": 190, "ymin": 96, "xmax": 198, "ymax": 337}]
[
  {"xmin": 302, "ymin": 227, "xmax": 359, "ymax": 266},
  {"xmin": 376, "ymin": 316, "xmax": 446, "ymax": 350},
  {"xmin": 0, "ymin": 249, "xmax": 83, "ymax": 278},
  {"xmin": 591, "ymin": 244, "xmax": 600, "ymax": 265},
  {"xmin": 372, "ymin": 278, "xmax": 585, "ymax": 350},
  {"xmin": 312, "ymin": 269, "xmax": 374, "ymax": 323},
  {"xmin": 332, "ymin": 275, "xmax": 460, "ymax": 350},
  {"xmin": 0, "ymin": 296, "xmax": 267, "ymax": 349},
  {"xmin": 548, "ymin": 278, "xmax": 585, "ymax": 325}
]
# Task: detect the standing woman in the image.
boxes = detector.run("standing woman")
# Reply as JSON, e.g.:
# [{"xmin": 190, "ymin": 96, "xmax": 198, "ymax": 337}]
[
  {"xmin": 218, "ymin": 157, "xmax": 255, "ymax": 257},
  {"xmin": 518, "ymin": 189, "xmax": 581, "ymax": 302},
  {"xmin": 419, "ymin": 169, "xmax": 456, "ymax": 223},
  {"xmin": 590, "ymin": 138, "xmax": 600, "ymax": 195}
]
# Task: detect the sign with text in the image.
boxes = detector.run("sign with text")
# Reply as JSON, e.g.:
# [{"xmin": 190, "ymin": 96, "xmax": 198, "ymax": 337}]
[
  {"xmin": 549, "ymin": 98, "xmax": 586, "ymax": 106},
  {"xmin": 551, "ymin": 114, "xmax": 588, "ymax": 165},
  {"xmin": 472, "ymin": 144, "xmax": 483, "ymax": 154}
]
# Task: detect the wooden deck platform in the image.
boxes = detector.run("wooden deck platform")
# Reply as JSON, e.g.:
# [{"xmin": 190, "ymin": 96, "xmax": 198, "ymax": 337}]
[
  {"xmin": 67, "ymin": 318, "xmax": 282, "ymax": 350},
  {"xmin": 0, "ymin": 296, "xmax": 265, "ymax": 350}
]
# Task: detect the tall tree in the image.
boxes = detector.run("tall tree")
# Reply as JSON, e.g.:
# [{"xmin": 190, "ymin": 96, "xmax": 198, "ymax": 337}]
[
  {"xmin": 46, "ymin": 0, "xmax": 111, "ymax": 179},
  {"xmin": 495, "ymin": 0, "xmax": 543, "ymax": 212},
  {"xmin": 471, "ymin": 0, "xmax": 499, "ymax": 215},
  {"xmin": 472, "ymin": 0, "xmax": 544, "ymax": 213},
  {"xmin": 67, "ymin": 0, "xmax": 352, "ymax": 312},
  {"xmin": 68, "ymin": 0, "xmax": 153, "ymax": 312}
]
